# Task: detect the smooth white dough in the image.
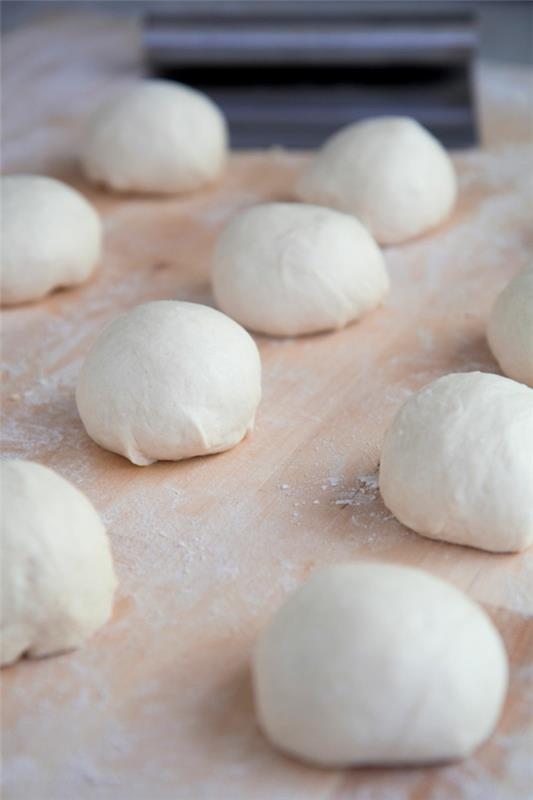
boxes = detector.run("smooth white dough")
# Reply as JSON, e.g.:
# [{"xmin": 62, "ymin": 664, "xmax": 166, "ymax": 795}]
[
  {"xmin": 487, "ymin": 267, "xmax": 533, "ymax": 387},
  {"xmin": 253, "ymin": 562, "xmax": 507, "ymax": 767},
  {"xmin": 76, "ymin": 301, "xmax": 261, "ymax": 466},
  {"xmin": 296, "ymin": 117, "xmax": 457, "ymax": 245},
  {"xmin": 80, "ymin": 80, "xmax": 228, "ymax": 194},
  {"xmin": 1, "ymin": 460, "xmax": 116, "ymax": 666},
  {"xmin": 0, "ymin": 175, "xmax": 101, "ymax": 306},
  {"xmin": 211, "ymin": 203, "xmax": 389, "ymax": 336},
  {"xmin": 379, "ymin": 372, "xmax": 533, "ymax": 552}
]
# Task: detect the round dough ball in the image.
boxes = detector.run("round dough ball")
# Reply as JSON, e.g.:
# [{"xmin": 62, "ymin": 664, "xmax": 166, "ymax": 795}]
[
  {"xmin": 1, "ymin": 460, "xmax": 116, "ymax": 666},
  {"xmin": 296, "ymin": 117, "xmax": 457, "ymax": 245},
  {"xmin": 379, "ymin": 372, "xmax": 533, "ymax": 552},
  {"xmin": 0, "ymin": 175, "xmax": 101, "ymax": 306},
  {"xmin": 253, "ymin": 562, "xmax": 507, "ymax": 767},
  {"xmin": 80, "ymin": 80, "xmax": 228, "ymax": 194},
  {"xmin": 76, "ymin": 301, "xmax": 261, "ymax": 465},
  {"xmin": 487, "ymin": 268, "xmax": 533, "ymax": 387},
  {"xmin": 212, "ymin": 203, "xmax": 389, "ymax": 336}
]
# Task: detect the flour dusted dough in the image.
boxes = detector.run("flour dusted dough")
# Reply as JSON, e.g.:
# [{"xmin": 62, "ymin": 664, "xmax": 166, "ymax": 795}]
[
  {"xmin": 80, "ymin": 80, "xmax": 227, "ymax": 194},
  {"xmin": 379, "ymin": 372, "xmax": 533, "ymax": 552},
  {"xmin": 211, "ymin": 203, "xmax": 389, "ymax": 336},
  {"xmin": 253, "ymin": 562, "xmax": 507, "ymax": 767},
  {"xmin": 0, "ymin": 175, "xmax": 101, "ymax": 306},
  {"xmin": 1, "ymin": 460, "xmax": 116, "ymax": 666},
  {"xmin": 487, "ymin": 267, "xmax": 533, "ymax": 387},
  {"xmin": 296, "ymin": 117, "xmax": 457, "ymax": 245},
  {"xmin": 76, "ymin": 301, "xmax": 261, "ymax": 465}
]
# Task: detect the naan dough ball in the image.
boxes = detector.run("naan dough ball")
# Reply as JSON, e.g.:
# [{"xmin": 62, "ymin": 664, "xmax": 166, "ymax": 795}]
[
  {"xmin": 296, "ymin": 117, "xmax": 457, "ymax": 245},
  {"xmin": 211, "ymin": 203, "xmax": 389, "ymax": 336},
  {"xmin": 379, "ymin": 372, "xmax": 533, "ymax": 552},
  {"xmin": 0, "ymin": 175, "xmax": 101, "ymax": 306},
  {"xmin": 1, "ymin": 460, "xmax": 116, "ymax": 666},
  {"xmin": 487, "ymin": 268, "xmax": 533, "ymax": 387},
  {"xmin": 253, "ymin": 563, "xmax": 507, "ymax": 767},
  {"xmin": 80, "ymin": 80, "xmax": 228, "ymax": 194},
  {"xmin": 76, "ymin": 301, "xmax": 261, "ymax": 465}
]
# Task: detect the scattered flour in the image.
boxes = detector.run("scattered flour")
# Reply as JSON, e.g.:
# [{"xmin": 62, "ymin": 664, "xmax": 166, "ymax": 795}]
[{"xmin": 1, "ymin": 22, "xmax": 532, "ymax": 799}]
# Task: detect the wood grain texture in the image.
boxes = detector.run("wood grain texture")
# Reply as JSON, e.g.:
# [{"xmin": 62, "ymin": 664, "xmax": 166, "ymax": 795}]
[{"xmin": 1, "ymin": 14, "xmax": 533, "ymax": 800}]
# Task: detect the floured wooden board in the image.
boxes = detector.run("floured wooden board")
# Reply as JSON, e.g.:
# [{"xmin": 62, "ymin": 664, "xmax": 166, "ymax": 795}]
[{"xmin": 2, "ymin": 15, "xmax": 533, "ymax": 800}]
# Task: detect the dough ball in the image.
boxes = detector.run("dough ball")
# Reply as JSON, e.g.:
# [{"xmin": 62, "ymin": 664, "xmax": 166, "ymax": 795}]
[
  {"xmin": 0, "ymin": 175, "xmax": 101, "ymax": 306},
  {"xmin": 379, "ymin": 372, "xmax": 533, "ymax": 552},
  {"xmin": 80, "ymin": 80, "xmax": 228, "ymax": 194},
  {"xmin": 253, "ymin": 562, "xmax": 507, "ymax": 767},
  {"xmin": 296, "ymin": 117, "xmax": 457, "ymax": 245},
  {"xmin": 1, "ymin": 460, "xmax": 116, "ymax": 666},
  {"xmin": 487, "ymin": 268, "xmax": 533, "ymax": 387},
  {"xmin": 76, "ymin": 301, "xmax": 261, "ymax": 465},
  {"xmin": 212, "ymin": 203, "xmax": 389, "ymax": 336}
]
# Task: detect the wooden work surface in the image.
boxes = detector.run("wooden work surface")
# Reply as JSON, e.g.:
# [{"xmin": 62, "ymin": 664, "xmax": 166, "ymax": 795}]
[{"xmin": 2, "ymin": 15, "xmax": 533, "ymax": 800}]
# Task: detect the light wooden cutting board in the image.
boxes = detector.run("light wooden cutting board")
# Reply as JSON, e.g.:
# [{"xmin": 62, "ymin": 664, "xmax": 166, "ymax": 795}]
[{"xmin": 1, "ymin": 14, "xmax": 533, "ymax": 800}]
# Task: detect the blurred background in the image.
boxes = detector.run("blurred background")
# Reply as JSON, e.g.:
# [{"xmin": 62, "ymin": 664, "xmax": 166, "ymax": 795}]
[
  {"xmin": 2, "ymin": 1, "xmax": 532, "ymax": 152},
  {"xmin": 3, "ymin": 0, "xmax": 532, "ymax": 64}
]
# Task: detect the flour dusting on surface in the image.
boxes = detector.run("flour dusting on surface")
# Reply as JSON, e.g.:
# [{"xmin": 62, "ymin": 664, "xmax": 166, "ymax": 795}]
[{"xmin": 2, "ymin": 16, "xmax": 533, "ymax": 800}]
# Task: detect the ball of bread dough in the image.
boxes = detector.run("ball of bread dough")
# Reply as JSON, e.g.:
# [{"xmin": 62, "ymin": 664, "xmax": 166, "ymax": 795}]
[
  {"xmin": 80, "ymin": 80, "xmax": 228, "ymax": 194},
  {"xmin": 211, "ymin": 203, "xmax": 389, "ymax": 336},
  {"xmin": 487, "ymin": 268, "xmax": 533, "ymax": 387},
  {"xmin": 253, "ymin": 562, "xmax": 507, "ymax": 767},
  {"xmin": 296, "ymin": 117, "xmax": 457, "ymax": 245},
  {"xmin": 0, "ymin": 175, "xmax": 101, "ymax": 306},
  {"xmin": 379, "ymin": 372, "xmax": 533, "ymax": 552},
  {"xmin": 1, "ymin": 460, "xmax": 116, "ymax": 666},
  {"xmin": 76, "ymin": 301, "xmax": 261, "ymax": 465}
]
